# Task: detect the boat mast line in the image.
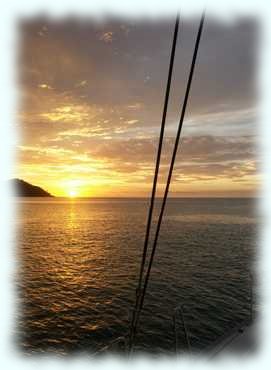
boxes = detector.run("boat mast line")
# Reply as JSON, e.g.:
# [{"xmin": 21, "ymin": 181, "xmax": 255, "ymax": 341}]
[
  {"xmin": 131, "ymin": 11, "xmax": 206, "ymax": 346},
  {"xmin": 129, "ymin": 13, "xmax": 180, "ymax": 349}
]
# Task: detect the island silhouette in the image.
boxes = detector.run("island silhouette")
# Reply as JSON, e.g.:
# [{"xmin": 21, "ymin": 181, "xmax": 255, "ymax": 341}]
[{"xmin": 10, "ymin": 178, "xmax": 53, "ymax": 197}]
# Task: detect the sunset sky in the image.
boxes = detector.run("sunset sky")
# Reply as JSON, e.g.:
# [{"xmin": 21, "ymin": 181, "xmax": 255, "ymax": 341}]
[{"xmin": 16, "ymin": 16, "xmax": 259, "ymax": 197}]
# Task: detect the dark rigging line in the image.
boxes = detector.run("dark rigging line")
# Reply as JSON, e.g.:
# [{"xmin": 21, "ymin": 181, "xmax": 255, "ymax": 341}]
[
  {"xmin": 132, "ymin": 11, "xmax": 206, "ymax": 341},
  {"xmin": 129, "ymin": 13, "xmax": 180, "ymax": 347}
]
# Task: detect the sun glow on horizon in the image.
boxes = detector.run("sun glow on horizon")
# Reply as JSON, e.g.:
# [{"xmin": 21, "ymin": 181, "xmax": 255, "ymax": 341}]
[{"xmin": 68, "ymin": 189, "xmax": 78, "ymax": 198}]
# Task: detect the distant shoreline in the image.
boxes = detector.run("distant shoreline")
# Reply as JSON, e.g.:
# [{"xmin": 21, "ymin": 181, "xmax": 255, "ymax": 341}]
[{"xmin": 9, "ymin": 178, "xmax": 53, "ymax": 197}]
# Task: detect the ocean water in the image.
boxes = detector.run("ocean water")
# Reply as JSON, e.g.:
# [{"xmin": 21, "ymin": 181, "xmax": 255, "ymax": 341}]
[{"xmin": 15, "ymin": 197, "xmax": 258, "ymax": 355}]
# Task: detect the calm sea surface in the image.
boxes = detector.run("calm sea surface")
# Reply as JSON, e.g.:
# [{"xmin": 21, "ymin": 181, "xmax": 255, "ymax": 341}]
[{"xmin": 16, "ymin": 197, "xmax": 258, "ymax": 355}]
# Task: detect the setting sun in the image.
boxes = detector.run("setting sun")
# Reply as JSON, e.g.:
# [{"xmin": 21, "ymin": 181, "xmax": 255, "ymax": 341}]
[{"xmin": 68, "ymin": 189, "xmax": 78, "ymax": 198}]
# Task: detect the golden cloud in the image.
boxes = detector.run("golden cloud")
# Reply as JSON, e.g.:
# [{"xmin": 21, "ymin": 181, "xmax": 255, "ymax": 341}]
[{"xmin": 39, "ymin": 104, "xmax": 96, "ymax": 123}]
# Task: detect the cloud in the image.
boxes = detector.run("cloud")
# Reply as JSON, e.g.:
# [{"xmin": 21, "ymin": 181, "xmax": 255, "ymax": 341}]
[
  {"xmin": 99, "ymin": 31, "xmax": 113, "ymax": 43},
  {"xmin": 126, "ymin": 119, "xmax": 139, "ymax": 125},
  {"xmin": 58, "ymin": 127, "xmax": 107, "ymax": 138},
  {"xmin": 39, "ymin": 104, "xmax": 94, "ymax": 123},
  {"xmin": 17, "ymin": 18, "xmax": 258, "ymax": 196},
  {"xmin": 127, "ymin": 103, "xmax": 142, "ymax": 110},
  {"xmin": 17, "ymin": 133, "xmax": 260, "ymax": 196},
  {"xmin": 38, "ymin": 83, "xmax": 53, "ymax": 89},
  {"xmin": 75, "ymin": 80, "xmax": 88, "ymax": 88},
  {"xmin": 86, "ymin": 135, "xmax": 256, "ymax": 164}
]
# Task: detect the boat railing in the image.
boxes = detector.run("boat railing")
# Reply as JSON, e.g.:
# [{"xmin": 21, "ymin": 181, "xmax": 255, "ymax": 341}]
[
  {"xmin": 173, "ymin": 272, "xmax": 255, "ymax": 355},
  {"xmin": 173, "ymin": 304, "xmax": 191, "ymax": 354},
  {"xmin": 93, "ymin": 335, "xmax": 129, "ymax": 355}
]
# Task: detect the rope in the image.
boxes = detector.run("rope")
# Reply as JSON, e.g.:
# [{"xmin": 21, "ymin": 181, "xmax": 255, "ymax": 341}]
[
  {"xmin": 131, "ymin": 11, "xmax": 206, "ymax": 345},
  {"xmin": 129, "ymin": 13, "xmax": 180, "ymax": 349}
]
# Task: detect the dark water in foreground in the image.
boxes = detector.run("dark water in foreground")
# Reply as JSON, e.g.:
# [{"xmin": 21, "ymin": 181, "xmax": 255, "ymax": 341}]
[{"xmin": 16, "ymin": 198, "xmax": 258, "ymax": 355}]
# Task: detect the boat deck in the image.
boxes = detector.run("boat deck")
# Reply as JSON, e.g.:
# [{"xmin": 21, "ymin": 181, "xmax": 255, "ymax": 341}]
[{"xmin": 208, "ymin": 321, "xmax": 258, "ymax": 357}]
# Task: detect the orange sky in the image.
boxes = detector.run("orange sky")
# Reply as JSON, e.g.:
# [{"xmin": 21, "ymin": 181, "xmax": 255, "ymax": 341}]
[{"xmin": 16, "ymin": 17, "xmax": 259, "ymax": 197}]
